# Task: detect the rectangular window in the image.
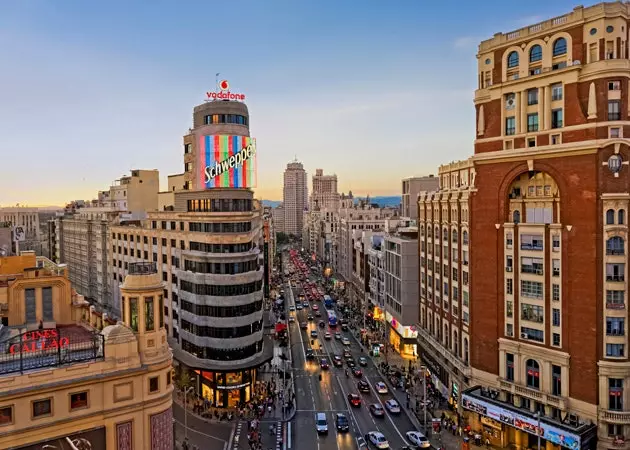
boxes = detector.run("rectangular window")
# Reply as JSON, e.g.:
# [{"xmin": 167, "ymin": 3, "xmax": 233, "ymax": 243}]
[
  {"xmin": 32, "ymin": 399, "xmax": 52, "ymax": 418},
  {"xmin": 552, "ymin": 308, "xmax": 560, "ymax": 327},
  {"xmin": 167, "ymin": 371, "xmax": 172, "ymax": 385},
  {"xmin": 527, "ymin": 89, "xmax": 539, "ymax": 105},
  {"xmin": 606, "ymin": 317, "xmax": 625, "ymax": 336},
  {"xmin": 506, "ymin": 323, "xmax": 514, "ymax": 337},
  {"xmin": 551, "ymin": 134, "xmax": 561, "ymax": 145},
  {"xmin": 70, "ymin": 392, "xmax": 88, "ymax": 410},
  {"xmin": 159, "ymin": 295, "xmax": 164, "ymax": 328},
  {"xmin": 506, "ymin": 232, "xmax": 513, "ymax": 248},
  {"xmin": 462, "ymin": 291, "xmax": 469, "ymax": 307},
  {"xmin": 42, "ymin": 287, "xmax": 53, "ymax": 321},
  {"xmin": 552, "ymin": 333, "xmax": 561, "ymax": 346},
  {"xmin": 521, "ymin": 303, "xmax": 544, "ymax": 323},
  {"xmin": 521, "ymin": 327, "xmax": 544, "ymax": 343},
  {"xmin": 0, "ymin": 406, "xmax": 13, "ymax": 425},
  {"xmin": 505, "ymin": 117, "xmax": 516, "ymax": 135},
  {"xmin": 609, "ymin": 81, "xmax": 621, "ymax": 91},
  {"xmin": 145, "ymin": 297, "xmax": 155, "ymax": 331},
  {"xmin": 520, "ymin": 234, "xmax": 544, "ymax": 251},
  {"xmin": 607, "ymin": 263, "xmax": 625, "ymax": 282},
  {"xmin": 521, "ymin": 256, "xmax": 543, "ymax": 274},
  {"xmin": 552, "ymin": 365, "xmax": 562, "ymax": 396},
  {"xmin": 606, "ymin": 290, "xmax": 625, "ymax": 309},
  {"xmin": 552, "ymin": 259, "xmax": 560, "ymax": 277},
  {"xmin": 527, "ymin": 113, "xmax": 539, "ymax": 132},
  {"xmin": 506, "ymin": 300, "xmax": 513, "ymax": 318},
  {"xmin": 610, "ymin": 127, "xmax": 621, "ymax": 138},
  {"xmin": 551, "ymin": 84, "xmax": 563, "ymax": 101},
  {"xmin": 505, "ymin": 353, "xmax": 514, "ymax": 381},
  {"xmin": 552, "ymin": 235, "xmax": 560, "ymax": 251},
  {"xmin": 25, "ymin": 288, "xmax": 36, "ymax": 323},
  {"xmin": 552, "ymin": 284, "xmax": 560, "ymax": 301},
  {"xmin": 609, "ymin": 378, "xmax": 624, "ymax": 410},
  {"xmin": 607, "ymin": 343, "xmax": 625, "ymax": 357},
  {"xmin": 551, "ymin": 109, "xmax": 563, "ymax": 128},
  {"xmin": 521, "ymin": 280, "xmax": 543, "ymax": 299},
  {"xmin": 149, "ymin": 376, "xmax": 159, "ymax": 393},
  {"xmin": 506, "ymin": 278, "xmax": 513, "ymax": 295},
  {"xmin": 130, "ymin": 297, "xmax": 139, "ymax": 332},
  {"xmin": 609, "ymin": 100, "xmax": 621, "ymax": 121},
  {"xmin": 184, "ymin": 143, "xmax": 191, "ymax": 154},
  {"xmin": 506, "ymin": 255, "xmax": 513, "ymax": 272}
]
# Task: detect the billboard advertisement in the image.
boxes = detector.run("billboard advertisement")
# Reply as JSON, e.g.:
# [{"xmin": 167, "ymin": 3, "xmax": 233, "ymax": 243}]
[
  {"xmin": 198, "ymin": 135, "xmax": 257, "ymax": 189},
  {"xmin": 13, "ymin": 426, "xmax": 106, "ymax": 450}
]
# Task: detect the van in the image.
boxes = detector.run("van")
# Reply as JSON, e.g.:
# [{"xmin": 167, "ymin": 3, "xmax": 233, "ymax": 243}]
[{"xmin": 315, "ymin": 412, "xmax": 328, "ymax": 434}]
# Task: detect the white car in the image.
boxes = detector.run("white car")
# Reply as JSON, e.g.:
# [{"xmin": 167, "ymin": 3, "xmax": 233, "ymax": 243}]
[
  {"xmin": 289, "ymin": 305, "xmax": 295, "ymax": 311},
  {"xmin": 341, "ymin": 337, "xmax": 351, "ymax": 346},
  {"xmin": 289, "ymin": 316, "xmax": 295, "ymax": 322},
  {"xmin": 366, "ymin": 431, "xmax": 389, "ymax": 449},
  {"xmin": 406, "ymin": 431, "xmax": 431, "ymax": 449},
  {"xmin": 375, "ymin": 382, "xmax": 388, "ymax": 394},
  {"xmin": 324, "ymin": 332, "xmax": 332, "ymax": 340},
  {"xmin": 384, "ymin": 399, "xmax": 401, "ymax": 414}
]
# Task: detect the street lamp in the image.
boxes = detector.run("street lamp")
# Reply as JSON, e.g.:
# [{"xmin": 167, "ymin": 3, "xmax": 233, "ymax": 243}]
[
  {"xmin": 535, "ymin": 411, "xmax": 542, "ymax": 450},
  {"xmin": 420, "ymin": 365, "xmax": 428, "ymax": 435},
  {"xmin": 183, "ymin": 386, "xmax": 195, "ymax": 441}
]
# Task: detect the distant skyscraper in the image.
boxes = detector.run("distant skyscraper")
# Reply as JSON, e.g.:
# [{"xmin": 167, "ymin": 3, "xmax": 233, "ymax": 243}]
[
  {"xmin": 310, "ymin": 169, "xmax": 339, "ymax": 210},
  {"xmin": 283, "ymin": 160, "xmax": 307, "ymax": 236}
]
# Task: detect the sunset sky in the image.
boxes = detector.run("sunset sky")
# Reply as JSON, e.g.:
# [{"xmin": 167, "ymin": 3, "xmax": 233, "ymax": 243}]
[{"xmin": 0, "ymin": 0, "xmax": 591, "ymax": 205}]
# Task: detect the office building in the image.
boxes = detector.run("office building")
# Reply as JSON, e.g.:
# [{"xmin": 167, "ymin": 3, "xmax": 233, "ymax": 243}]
[
  {"xmin": 282, "ymin": 161, "xmax": 308, "ymax": 236},
  {"xmin": 0, "ymin": 253, "xmax": 172, "ymax": 449},
  {"xmin": 271, "ymin": 204, "xmax": 285, "ymax": 235},
  {"xmin": 401, "ymin": 176, "xmax": 439, "ymax": 220},
  {"xmin": 111, "ymin": 85, "xmax": 272, "ymax": 407},
  {"xmin": 310, "ymin": 169, "xmax": 339, "ymax": 211}
]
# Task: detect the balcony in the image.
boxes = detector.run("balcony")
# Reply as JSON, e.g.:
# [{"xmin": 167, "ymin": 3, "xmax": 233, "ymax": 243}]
[
  {"xmin": 600, "ymin": 410, "xmax": 630, "ymax": 425},
  {"xmin": 499, "ymin": 378, "xmax": 568, "ymax": 409},
  {"xmin": 417, "ymin": 325, "xmax": 471, "ymax": 378}
]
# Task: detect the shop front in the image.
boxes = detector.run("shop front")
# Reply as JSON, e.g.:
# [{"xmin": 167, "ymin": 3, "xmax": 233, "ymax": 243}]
[
  {"xmin": 462, "ymin": 387, "xmax": 597, "ymax": 450},
  {"xmin": 385, "ymin": 312, "xmax": 418, "ymax": 359},
  {"xmin": 421, "ymin": 349, "xmax": 450, "ymax": 400},
  {"xmin": 195, "ymin": 368, "xmax": 256, "ymax": 408}
]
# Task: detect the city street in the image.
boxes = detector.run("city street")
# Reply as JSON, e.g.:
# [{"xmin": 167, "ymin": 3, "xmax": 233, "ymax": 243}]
[
  {"xmin": 172, "ymin": 402, "xmax": 234, "ymax": 450},
  {"xmin": 287, "ymin": 282, "xmax": 419, "ymax": 450}
]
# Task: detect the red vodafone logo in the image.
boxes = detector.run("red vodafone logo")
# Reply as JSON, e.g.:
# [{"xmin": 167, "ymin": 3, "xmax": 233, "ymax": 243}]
[
  {"xmin": 205, "ymin": 79, "xmax": 245, "ymax": 101},
  {"xmin": 219, "ymin": 80, "xmax": 230, "ymax": 91}
]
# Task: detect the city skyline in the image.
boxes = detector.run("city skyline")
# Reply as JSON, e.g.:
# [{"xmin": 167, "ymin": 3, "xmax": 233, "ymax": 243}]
[{"xmin": 0, "ymin": 0, "xmax": 592, "ymax": 205}]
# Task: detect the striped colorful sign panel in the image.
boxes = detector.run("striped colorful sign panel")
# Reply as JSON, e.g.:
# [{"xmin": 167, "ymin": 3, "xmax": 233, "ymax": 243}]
[{"xmin": 198, "ymin": 135, "xmax": 257, "ymax": 189}]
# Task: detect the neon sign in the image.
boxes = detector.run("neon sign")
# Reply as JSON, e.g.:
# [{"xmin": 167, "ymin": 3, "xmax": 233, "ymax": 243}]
[
  {"xmin": 206, "ymin": 79, "xmax": 245, "ymax": 101},
  {"xmin": 9, "ymin": 329, "xmax": 70, "ymax": 354}
]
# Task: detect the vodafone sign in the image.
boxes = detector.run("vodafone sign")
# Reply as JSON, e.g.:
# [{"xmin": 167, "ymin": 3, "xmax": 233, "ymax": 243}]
[{"xmin": 206, "ymin": 79, "xmax": 245, "ymax": 101}]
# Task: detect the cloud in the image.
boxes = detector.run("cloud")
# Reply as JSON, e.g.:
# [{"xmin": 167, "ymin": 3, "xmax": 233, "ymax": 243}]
[{"xmin": 453, "ymin": 36, "xmax": 479, "ymax": 50}]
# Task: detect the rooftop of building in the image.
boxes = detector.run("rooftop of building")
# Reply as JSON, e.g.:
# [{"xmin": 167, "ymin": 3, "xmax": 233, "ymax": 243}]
[{"xmin": 479, "ymin": 2, "xmax": 629, "ymax": 53}]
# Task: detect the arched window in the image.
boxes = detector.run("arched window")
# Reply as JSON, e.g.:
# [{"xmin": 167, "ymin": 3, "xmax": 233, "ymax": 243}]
[
  {"xmin": 463, "ymin": 230, "xmax": 469, "ymax": 245},
  {"xmin": 435, "ymin": 318, "xmax": 441, "ymax": 340},
  {"xmin": 463, "ymin": 338, "xmax": 469, "ymax": 364},
  {"xmin": 513, "ymin": 210, "xmax": 521, "ymax": 224},
  {"xmin": 444, "ymin": 324, "xmax": 450, "ymax": 348},
  {"xmin": 452, "ymin": 230, "xmax": 458, "ymax": 243},
  {"xmin": 435, "ymin": 227, "xmax": 440, "ymax": 239},
  {"xmin": 507, "ymin": 51, "xmax": 519, "ymax": 68},
  {"xmin": 553, "ymin": 38, "xmax": 567, "ymax": 56},
  {"xmin": 454, "ymin": 330, "xmax": 459, "ymax": 357},
  {"xmin": 607, "ymin": 236, "xmax": 625, "ymax": 255},
  {"xmin": 607, "ymin": 209, "xmax": 616, "ymax": 225},
  {"xmin": 443, "ymin": 228, "xmax": 448, "ymax": 241},
  {"xmin": 526, "ymin": 359, "xmax": 540, "ymax": 389},
  {"xmin": 529, "ymin": 45, "xmax": 543, "ymax": 62},
  {"xmin": 619, "ymin": 210, "xmax": 626, "ymax": 225}
]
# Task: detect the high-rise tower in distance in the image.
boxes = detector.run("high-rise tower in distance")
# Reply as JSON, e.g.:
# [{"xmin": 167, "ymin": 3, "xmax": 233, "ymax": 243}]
[{"xmin": 283, "ymin": 160, "xmax": 308, "ymax": 236}]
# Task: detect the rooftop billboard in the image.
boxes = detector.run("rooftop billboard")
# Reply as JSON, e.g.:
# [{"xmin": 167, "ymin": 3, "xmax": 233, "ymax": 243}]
[{"xmin": 198, "ymin": 135, "xmax": 257, "ymax": 189}]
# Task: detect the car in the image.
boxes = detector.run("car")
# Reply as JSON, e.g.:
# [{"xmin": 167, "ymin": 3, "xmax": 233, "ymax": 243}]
[
  {"xmin": 318, "ymin": 320, "xmax": 326, "ymax": 328},
  {"xmin": 300, "ymin": 322, "xmax": 308, "ymax": 330},
  {"xmin": 375, "ymin": 382, "xmax": 388, "ymax": 394},
  {"xmin": 289, "ymin": 316, "xmax": 295, "ymax": 323},
  {"xmin": 346, "ymin": 358, "xmax": 356, "ymax": 368},
  {"xmin": 358, "ymin": 380, "xmax": 370, "ymax": 393},
  {"xmin": 352, "ymin": 367, "xmax": 363, "ymax": 378},
  {"xmin": 384, "ymin": 399, "xmax": 401, "ymax": 414},
  {"xmin": 347, "ymin": 393, "xmax": 362, "ymax": 407},
  {"xmin": 333, "ymin": 355, "xmax": 343, "ymax": 367},
  {"xmin": 320, "ymin": 358, "xmax": 330, "ymax": 369},
  {"xmin": 315, "ymin": 412, "xmax": 328, "ymax": 434},
  {"xmin": 406, "ymin": 431, "xmax": 431, "ymax": 449},
  {"xmin": 296, "ymin": 304, "xmax": 303, "ymax": 310},
  {"xmin": 366, "ymin": 431, "xmax": 389, "ymax": 449},
  {"xmin": 341, "ymin": 323, "xmax": 349, "ymax": 331},
  {"xmin": 303, "ymin": 301, "xmax": 309, "ymax": 308},
  {"xmin": 310, "ymin": 330, "xmax": 318, "ymax": 338},
  {"xmin": 312, "ymin": 304, "xmax": 319, "ymax": 311},
  {"xmin": 343, "ymin": 349, "xmax": 352, "ymax": 358},
  {"xmin": 289, "ymin": 305, "xmax": 296, "ymax": 311},
  {"xmin": 315, "ymin": 310, "xmax": 322, "ymax": 317},
  {"xmin": 358, "ymin": 356, "xmax": 368, "ymax": 366},
  {"xmin": 306, "ymin": 349, "xmax": 315, "ymax": 360},
  {"xmin": 307, "ymin": 314, "xmax": 314, "ymax": 321},
  {"xmin": 335, "ymin": 332, "xmax": 342, "ymax": 340},
  {"xmin": 369, "ymin": 403, "xmax": 385, "ymax": 417},
  {"xmin": 342, "ymin": 337, "xmax": 351, "ymax": 346},
  {"xmin": 335, "ymin": 413, "xmax": 349, "ymax": 432},
  {"xmin": 324, "ymin": 332, "xmax": 332, "ymax": 340}
]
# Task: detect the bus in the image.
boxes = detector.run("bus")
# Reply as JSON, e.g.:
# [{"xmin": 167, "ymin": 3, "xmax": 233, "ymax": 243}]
[
  {"xmin": 323, "ymin": 295, "xmax": 334, "ymax": 308},
  {"xmin": 327, "ymin": 310, "xmax": 338, "ymax": 328}
]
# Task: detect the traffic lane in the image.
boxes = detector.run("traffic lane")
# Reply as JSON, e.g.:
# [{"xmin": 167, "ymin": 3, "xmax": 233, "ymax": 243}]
[
  {"xmin": 172, "ymin": 402, "xmax": 234, "ymax": 449},
  {"xmin": 293, "ymin": 411, "xmax": 319, "ymax": 450}
]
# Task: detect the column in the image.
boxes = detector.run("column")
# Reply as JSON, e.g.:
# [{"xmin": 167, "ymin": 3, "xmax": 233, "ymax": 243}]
[
  {"xmin": 539, "ymin": 86, "xmax": 546, "ymax": 131},
  {"xmin": 520, "ymin": 90, "xmax": 528, "ymax": 134},
  {"xmin": 515, "ymin": 92, "xmax": 522, "ymax": 134},
  {"xmin": 544, "ymin": 86, "xmax": 552, "ymax": 130}
]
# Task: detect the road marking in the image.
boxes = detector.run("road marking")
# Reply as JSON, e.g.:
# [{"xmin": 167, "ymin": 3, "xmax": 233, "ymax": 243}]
[
  {"xmin": 295, "ymin": 409, "xmax": 349, "ymax": 412},
  {"xmin": 173, "ymin": 418, "xmax": 230, "ymax": 443},
  {"xmin": 287, "ymin": 421, "xmax": 292, "ymax": 449},
  {"xmin": 364, "ymin": 375, "xmax": 408, "ymax": 444}
]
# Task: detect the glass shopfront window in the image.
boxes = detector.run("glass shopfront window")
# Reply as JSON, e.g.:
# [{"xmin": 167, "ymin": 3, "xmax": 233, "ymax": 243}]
[{"xmin": 195, "ymin": 368, "xmax": 257, "ymax": 408}]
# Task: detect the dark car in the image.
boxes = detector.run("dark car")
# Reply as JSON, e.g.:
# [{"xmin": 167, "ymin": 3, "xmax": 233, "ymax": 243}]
[
  {"xmin": 347, "ymin": 393, "xmax": 362, "ymax": 407},
  {"xmin": 352, "ymin": 367, "xmax": 363, "ymax": 378},
  {"xmin": 357, "ymin": 380, "xmax": 370, "ymax": 393},
  {"xmin": 307, "ymin": 314, "xmax": 314, "ymax": 321},
  {"xmin": 335, "ymin": 413, "xmax": 349, "ymax": 432},
  {"xmin": 300, "ymin": 322, "xmax": 308, "ymax": 330},
  {"xmin": 333, "ymin": 355, "xmax": 344, "ymax": 367},
  {"xmin": 306, "ymin": 349, "xmax": 315, "ymax": 360},
  {"xmin": 320, "ymin": 358, "xmax": 330, "ymax": 369},
  {"xmin": 346, "ymin": 358, "xmax": 356, "ymax": 368},
  {"xmin": 343, "ymin": 349, "xmax": 352, "ymax": 358},
  {"xmin": 318, "ymin": 321, "xmax": 326, "ymax": 329},
  {"xmin": 358, "ymin": 356, "xmax": 368, "ymax": 366}
]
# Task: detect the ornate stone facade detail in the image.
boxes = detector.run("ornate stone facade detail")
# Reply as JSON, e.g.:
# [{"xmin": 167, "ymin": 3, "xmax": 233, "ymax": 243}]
[
  {"xmin": 150, "ymin": 408, "xmax": 173, "ymax": 450},
  {"xmin": 116, "ymin": 421, "xmax": 133, "ymax": 450}
]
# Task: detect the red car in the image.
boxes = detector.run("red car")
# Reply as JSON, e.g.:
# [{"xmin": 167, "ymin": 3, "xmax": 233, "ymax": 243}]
[
  {"xmin": 347, "ymin": 393, "xmax": 362, "ymax": 407},
  {"xmin": 312, "ymin": 304, "xmax": 319, "ymax": 311}
]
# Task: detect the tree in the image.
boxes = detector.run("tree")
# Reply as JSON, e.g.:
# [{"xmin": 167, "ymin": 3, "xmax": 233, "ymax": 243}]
[
  {"xmin": 276, "ymin": 232, "xmax": 289, "ymax": 245},
  {"xmin": 173, "ymin": 365, "xmax": 194, "ymax": 391}
]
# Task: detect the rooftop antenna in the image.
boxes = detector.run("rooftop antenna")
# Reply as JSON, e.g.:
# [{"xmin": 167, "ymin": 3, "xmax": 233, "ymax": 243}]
[{"xmin": 215, "ymin": 73, "xmax": 220, "ymax": 92}]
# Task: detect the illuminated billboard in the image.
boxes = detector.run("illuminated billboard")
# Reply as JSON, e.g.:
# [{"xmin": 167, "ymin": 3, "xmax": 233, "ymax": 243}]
[{"xmin": 198, "ymin": 135, "xmax": 257, "ymax": 189}]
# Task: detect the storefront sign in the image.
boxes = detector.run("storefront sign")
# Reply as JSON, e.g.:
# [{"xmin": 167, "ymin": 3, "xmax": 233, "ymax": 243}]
[
  {"xmin": 216, "ymin": 383, "xmax": 250, "ymax": 390},
  {"xmin": 386, "ymin": 312, "xmax": 418, "ymax": 338},
  {"xmin": 206, "ymin": 80, "xmax": 246, "ymax": 101},
  {"xmin": 462, "ymin": 394, "xmax": 580, "ymax": 449},
  {"xmin": 9, "ymin": 329, "xmax": 70, "ymax": 354},
  {"xmin": 481, "ymin": 416, "xmax": 502, "ymax": 430}
]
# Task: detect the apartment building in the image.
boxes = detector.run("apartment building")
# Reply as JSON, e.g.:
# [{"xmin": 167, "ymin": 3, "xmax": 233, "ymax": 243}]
[
  {"xmin": 0, "ymin": 207, "xmax": 54, "ymax": 257},
  {"xmin": 367, "ymin": 235, "xmax": 386, "ymax": 313},
  {"xmin": 52, "ymin": 170, "xmax": 160, "ymax": 316},
  {"xmin": 401, "ymin": 176, "xmax": 439, "ymax": 220},
  {"xmin": 110, "ymin": 92, "xmax": 271, "ymax": 407},
  {"xmin": 310, "ymin": 169, "xmax": 339, "ymax": 211},
  {"xmin": 158, "ymin": 173, "xmax": 186, "ymax": 211},
  {"xmin": 0, "ymin": 254, "xmax": 172, "ymax": 449},
  {"xmin": 283, "ymin": 161, "xmax": 308, "ymax": 236},
  {"xmin": 417, "ymin": 159, "xmax": 474, "ymax": 422},
  {"xmin": 271, "ymin": 204, "xmax": 285, "ymax": 234}
]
